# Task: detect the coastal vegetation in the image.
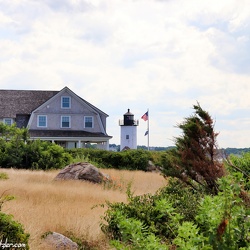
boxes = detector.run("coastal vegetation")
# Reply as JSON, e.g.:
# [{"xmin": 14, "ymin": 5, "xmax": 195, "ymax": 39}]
[
  {"xmin": 0, "ymin": 103, "xmax": 249, "ymax": 249},
  {"xmin": 0, "ymin": 168, "xmax": 166, "ymax": 249}
]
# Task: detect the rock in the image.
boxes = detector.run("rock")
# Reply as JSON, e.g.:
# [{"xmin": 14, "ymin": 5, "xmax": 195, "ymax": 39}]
[
  {"xmin": 43, "ymin": 232, "xmax": 78, "ymax": 250},
  {"xmin": 55, "ymin": 162, "xmax": 106, "ymax": 183},
  {"xmin": 146, "ymin": 160, "xmax": 161, "ymax": 173}
]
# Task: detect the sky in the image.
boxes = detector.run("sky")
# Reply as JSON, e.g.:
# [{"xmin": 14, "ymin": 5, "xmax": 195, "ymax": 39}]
[{"xmin": 0, "ymin": 0, "xmax": 250, "ymax": 148}]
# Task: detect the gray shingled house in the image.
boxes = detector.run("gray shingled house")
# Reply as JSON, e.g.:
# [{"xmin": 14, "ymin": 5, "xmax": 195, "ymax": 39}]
[{"xmin": 0, "ymin": 86, "xmax": 112, "ymax": 149}]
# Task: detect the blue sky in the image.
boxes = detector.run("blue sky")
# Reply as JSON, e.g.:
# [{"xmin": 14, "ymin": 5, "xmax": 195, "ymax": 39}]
[{"xmin": 0, "ymin": 0, "xmax": 250, "ymax": 148}]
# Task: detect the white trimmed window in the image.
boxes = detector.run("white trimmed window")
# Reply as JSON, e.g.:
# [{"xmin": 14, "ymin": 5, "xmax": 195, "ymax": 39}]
[
  {"xmin": 61, "ymin": 96, "xmax": 71, "ymax": 108},
  {"xmin": 61, "ymin": 116, "xmax": 71, "ymax": 128},
  {"xmin": 38, "ymin": 115, "xmax": 47, "ymax": 127},
  {"xmin": 84, "ymin": 116, "xmax": 93, "ymax": 128},
  {"xmin": 3, "ymin": 118, "xmax": 13, "ymax": 126}
]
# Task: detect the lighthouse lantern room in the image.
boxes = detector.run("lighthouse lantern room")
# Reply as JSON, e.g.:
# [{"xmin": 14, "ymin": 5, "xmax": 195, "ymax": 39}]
[{"xmin": 119, "ymin": 109, "xmax": 139, "ymax": 150}]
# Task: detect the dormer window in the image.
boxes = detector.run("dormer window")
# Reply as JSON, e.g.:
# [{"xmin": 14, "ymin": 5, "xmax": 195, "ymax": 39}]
[{"xmin": 61, "ymin": 96, "xmax": 71, "ymax": 109}]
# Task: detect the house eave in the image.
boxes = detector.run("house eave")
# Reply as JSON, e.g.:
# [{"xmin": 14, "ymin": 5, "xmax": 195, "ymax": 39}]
[
  {"xmin": 28, "ymin": 129, "xmax": 112, "ymax": 142},
  {"xmin": 29, "ymin": 136, "xmax": 112, "ymax": 142}
]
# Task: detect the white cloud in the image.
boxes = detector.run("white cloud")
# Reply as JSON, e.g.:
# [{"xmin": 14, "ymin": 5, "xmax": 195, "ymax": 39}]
[{"xmin": 0, "ymin": 0, "xmax": 250, "ymax": 147}]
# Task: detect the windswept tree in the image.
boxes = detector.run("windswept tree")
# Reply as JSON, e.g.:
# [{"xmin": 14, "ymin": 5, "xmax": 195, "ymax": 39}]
[{"xmin": 162, "ymin": 103, "xmax": 225, "ymax": 194}]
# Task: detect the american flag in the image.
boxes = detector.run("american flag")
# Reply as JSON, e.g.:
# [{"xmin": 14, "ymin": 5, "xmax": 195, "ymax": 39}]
[{"xmin": 141, "ymin": 111, "xmax": 148, "ymax": 121}]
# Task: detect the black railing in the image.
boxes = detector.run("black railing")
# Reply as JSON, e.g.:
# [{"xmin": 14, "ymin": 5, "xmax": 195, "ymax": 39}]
[{"xmin": 119, "ymin": 119, "xmax": 139, "ymax": 126}]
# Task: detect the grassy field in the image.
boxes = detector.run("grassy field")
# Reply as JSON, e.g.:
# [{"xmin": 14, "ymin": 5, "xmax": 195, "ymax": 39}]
[{"xmin": 0, "ymin": 168, "xmax": 166, "ymax": 249}]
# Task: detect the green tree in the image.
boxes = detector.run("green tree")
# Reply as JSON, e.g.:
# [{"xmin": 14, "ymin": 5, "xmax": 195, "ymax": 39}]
[
  {"xmin": 161, "ymin": 103, "xmax": 225, "ymax": 194},
  {"xmin": 0, "ymin": 123, "xmax": 29, "ymax": 168},
  {"xmin": 227, "ymin": 152, "xmax": 250, "ymax": 190},
  {"xmin": 0, "ymin": 123, "xmax": 71, "ymax": 169}
]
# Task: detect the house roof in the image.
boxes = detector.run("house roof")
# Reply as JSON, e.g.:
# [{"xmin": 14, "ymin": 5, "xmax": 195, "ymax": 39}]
[
  {"xmin": 0, "ymin": 87, "xmax": 108, "ymax": 118},
  {"xmin": 0, "ymin": 90, "xmax": 58, "ymax": 118}
]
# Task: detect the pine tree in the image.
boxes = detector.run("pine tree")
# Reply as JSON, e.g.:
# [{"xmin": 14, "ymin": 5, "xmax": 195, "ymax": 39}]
[{"xmin": 162, "ymin": 103, "xmax": 225, "ymax": 194}]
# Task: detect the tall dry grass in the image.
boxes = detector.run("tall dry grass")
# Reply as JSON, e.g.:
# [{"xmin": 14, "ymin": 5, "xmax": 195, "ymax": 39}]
[{"xmin": 0, "ymin": 168, "xmax": 166, "ymax": 250}]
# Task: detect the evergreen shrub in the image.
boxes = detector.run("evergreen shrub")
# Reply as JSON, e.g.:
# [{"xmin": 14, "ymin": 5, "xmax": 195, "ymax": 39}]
[
  {"xmin": 69, "ymin": 148, "xmax": 151, "ymax": 170},
  {"xmin": 0, "ymin": 123, "xmax": 72, "ymax": 169}
]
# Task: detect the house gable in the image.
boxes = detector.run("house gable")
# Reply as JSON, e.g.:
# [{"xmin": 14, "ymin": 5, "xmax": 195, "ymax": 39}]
[{"xmin": 28, "ymin": 87, "xmax": 108, "ymax": 135}]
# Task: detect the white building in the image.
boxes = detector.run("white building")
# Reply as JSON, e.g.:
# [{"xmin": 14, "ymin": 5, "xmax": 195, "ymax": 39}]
[{"xmin": 119, "ymin": 109, "xmax": 139, "ymax": 150}]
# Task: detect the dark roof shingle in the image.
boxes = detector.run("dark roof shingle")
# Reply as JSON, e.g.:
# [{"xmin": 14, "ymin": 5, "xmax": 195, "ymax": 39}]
[{"xmin": 0, "ymin": 90, "xmax": 58, "ymax": 118}]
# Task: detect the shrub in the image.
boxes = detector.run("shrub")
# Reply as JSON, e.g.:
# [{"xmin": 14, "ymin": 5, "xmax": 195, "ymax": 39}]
[
  {"xmin": 0, "ymin": 192, "xmax": 29, "ymax": 249},
  {"xmin": 158, "ymin": 178, "xmax": 202, "ymax": 222},
  {"xmin": 0, "ymin": 123, "xmax": 28, "ymax": 168},
  {"xmin": 0, "ymin": 172, "xmax": 8, "ymax": 180},
  {"xmin": 100, "ymin": 179, "xmax": 200, "ymax": 244},
  {"xmin": 227, "ymin": 152, "xmax": 250, "ymax": 190},
  {"xmin": 0, "ymin": 212, "xmax": 30, "ymax": 249},
  {"xmin": 0, "ymin": 123, "xmax": 72, "ymax": 169},
  {"xmin": 26, "ymin": 140, "xmax": 72, "ymax": 170},
  {"xmin": 101, "ymin": 174, "xmax": 250, "ymax": 249},
  {"xmin": 109, "ymin": 215, "xmax": 169, "ymax": 250},
  {"xmin": 69, "ymin": 148, "xmax": 150, "ymax": 170},
  {"xmin": 174, "ymin": 174, "xmax": 250, "ymax": 249}
]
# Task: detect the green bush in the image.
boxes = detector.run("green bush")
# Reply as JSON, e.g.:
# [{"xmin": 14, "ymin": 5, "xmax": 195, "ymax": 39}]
[
  {"xmin": 227, "ymin": 152, "xmax": 250, "ymax": 190},
  {"xmin": 0, "ymin": 124, "xmax": 72, "ymax": 169},
  {"xmin": 69, "ymin": 148, "xmax": 151, "ymax": 170},
  {"xmin": 0, "ymin": 172, "xmax": 8, "ymax": 180},
  {"xmin": 158, "ymin": 178, "xmax": 202, "ymax": 222},
  {"xmin": 0, "ymin": 124, "xmax": 27, "ymax": 168},
  {"xmin": 174, "ymin": 174, "xmax": 250, "ymax": 249},
  {"xmin": 25, "ymin": 140, "xmax": 72, "ymax": 170},
  {"xmin": 0, "ymin": 192, "xmax": 29, "ymax": 249},
  {"xmin": 100, "ymin": 179, "xmax": 200, "ymax": 245},
  {"xmin": 0, "ymin": 212, "xmax": 29, "ymax": 249},
  {"xmin": 109, "ymin": 214, "xmax": 169, "ymax": 250},
  {"xmin": 101, "ymin": 174, "xmax": 250, "ymax": 249}
]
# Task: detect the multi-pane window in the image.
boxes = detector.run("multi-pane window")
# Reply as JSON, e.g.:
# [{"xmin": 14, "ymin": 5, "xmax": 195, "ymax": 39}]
[
  {"xmin": 3, "ymin": 118, "xmax": 13, "ymax": 126},
  {"xmin": 126, "ymin": 135, "xmax": 129, "ymax": 139},
  {"xmin": 61, "ymin": 96, "xmax": 71, "ymax": 108},
  {"xmin": 38, "ymin": 115, "xmax": 47, "ymax": 127},
  {"xmin": 61, "ymin": 116, "xmax": 70, "ymax": 128},
  {"xmin": 84, "ymin": 116, "xmax": 93, "ymax": 128}
]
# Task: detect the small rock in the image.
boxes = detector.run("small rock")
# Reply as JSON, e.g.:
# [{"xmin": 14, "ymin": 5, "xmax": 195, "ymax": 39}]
[{"xmin": 43, "ymin": 232, "xmax": 78, "ymax": 250}]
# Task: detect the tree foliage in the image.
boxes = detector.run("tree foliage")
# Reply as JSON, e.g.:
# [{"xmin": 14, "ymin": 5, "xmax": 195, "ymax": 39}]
[
  {"xmin": 227, "ymin": 152, "xmax": 250, "ymax": 190},
  {"xmin": 161, "ymin": 103, "xmax": 225, "ymax": 194},
  {"xmin": 0, "ymin": 123, "xmax": 72, "ymax": 169},
  {"xmin": 69, "ymin": 148, "xmax": 151, "ymax": 171},
  {"xmin": 101, "ymin": 173, "xmax": 250, "ymax": 249},
  {"xmin": 0, "ymin": 192, "xmax": 30, "ymax": 249}
]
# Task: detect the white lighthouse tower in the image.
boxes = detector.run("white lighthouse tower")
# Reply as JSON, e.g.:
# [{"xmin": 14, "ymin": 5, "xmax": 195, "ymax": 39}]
[{"xmin": 119, "ymin": 109, "xmax": 139, "ymax": 150}]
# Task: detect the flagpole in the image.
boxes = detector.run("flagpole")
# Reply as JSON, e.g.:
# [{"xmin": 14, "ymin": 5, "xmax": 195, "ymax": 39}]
[
  {"xmin": 141, "ymin": 110, "xmax": 150, "ymax": 151},
  {"xmin": 147, "ymin": 108, "xmax": 149, "ymax": 151}
]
